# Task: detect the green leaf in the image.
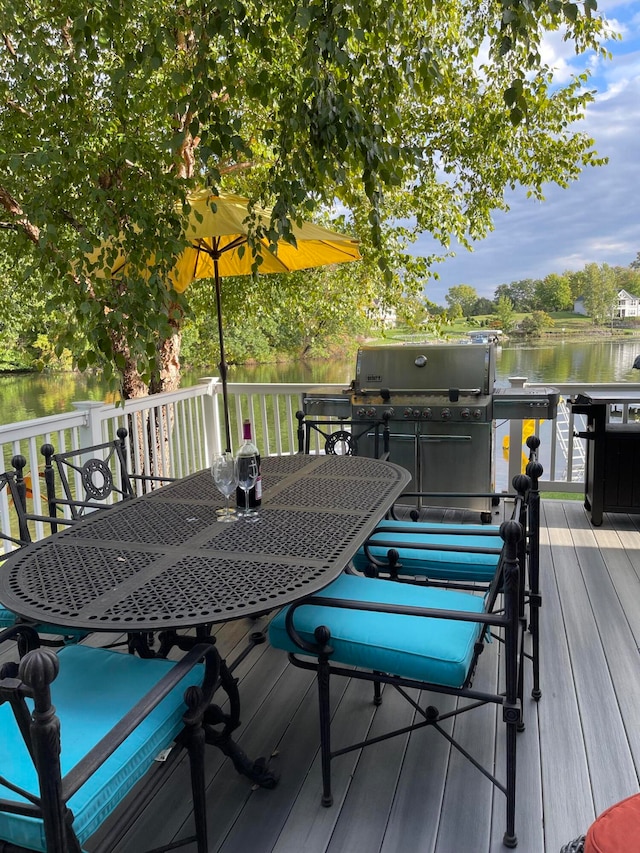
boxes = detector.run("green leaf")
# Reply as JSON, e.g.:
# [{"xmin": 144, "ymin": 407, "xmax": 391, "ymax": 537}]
[{"xmin": 563, "ymin": 2, "xmax": 579, "ymax": 22}]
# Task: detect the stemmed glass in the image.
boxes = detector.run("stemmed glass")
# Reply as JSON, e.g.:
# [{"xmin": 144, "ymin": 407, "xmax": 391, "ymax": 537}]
[
  {"xmin": 211, "ymin": 452, "xmax": 238, "ymax": 522},
  {"xmin": 236, "ymin": 454, "xmax": 259, "ymax": 521}
]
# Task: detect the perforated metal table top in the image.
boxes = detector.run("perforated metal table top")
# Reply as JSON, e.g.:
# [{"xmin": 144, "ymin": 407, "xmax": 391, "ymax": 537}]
[{"xmin": 0, "ymin": 455, "xmax": 410, "ymax": 632}]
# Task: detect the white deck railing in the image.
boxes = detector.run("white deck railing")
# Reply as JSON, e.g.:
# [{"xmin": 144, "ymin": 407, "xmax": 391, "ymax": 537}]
[{"xmin": 2, "ymin": 377, "xmax": 640, "ymax": 546}]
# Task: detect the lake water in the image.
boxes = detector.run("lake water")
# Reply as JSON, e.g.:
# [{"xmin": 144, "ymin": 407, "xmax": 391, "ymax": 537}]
[{"xmin": 2, "ymin": 337, "xmax": 640, "ymax": 426}]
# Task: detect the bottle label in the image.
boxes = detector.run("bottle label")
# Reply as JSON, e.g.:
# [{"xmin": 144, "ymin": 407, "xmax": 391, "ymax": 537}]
[{"xmin": 255, "ymin": 474, "xmax": 263, "ymax": 501}]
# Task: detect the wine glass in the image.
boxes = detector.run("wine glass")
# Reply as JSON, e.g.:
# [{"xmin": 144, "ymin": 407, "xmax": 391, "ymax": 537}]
[
  {"xmin": 236, "ymin": 454, "xmax": 259, "ymax": 520},
  {"xmin": 211, "ymin": 453, "xmax": 238, "ymax": 522}
]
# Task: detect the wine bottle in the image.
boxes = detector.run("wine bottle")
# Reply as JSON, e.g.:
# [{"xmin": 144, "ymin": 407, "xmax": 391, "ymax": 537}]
[{"xmin": 235, "ymin": 419, "xmax": 262, "ymax": 508}]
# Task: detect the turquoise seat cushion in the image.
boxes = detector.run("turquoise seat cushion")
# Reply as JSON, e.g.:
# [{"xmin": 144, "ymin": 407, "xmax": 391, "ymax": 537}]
[
  {"xmin": 28, "ymin": 623, "xmax": 88, "ymax": 641},
  {"xmin": 0, "ymin": 606, "xmax": 17, "ymax": 628},
  {"xmin": 0, "ymin": 644, "xmax": 204, "ymax": 852},
  {"xmin": 0, "ymin": 607, "xmax": 87, "ymax": 640},
  {"xmin": 353, "ymin": 521, "xmax": 502, "ymax": 581},
  {"xmin": 269, "ymin": 573, "xmax": 486, "ymax": 688}
]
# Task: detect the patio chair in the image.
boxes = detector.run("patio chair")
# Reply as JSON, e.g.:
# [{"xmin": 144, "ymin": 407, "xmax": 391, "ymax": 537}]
[
  {"xmin": 40, "ymin": 426, "xmax": 175, "ymax": 528},
  {"xmin": 0, "ymin": 623, "xmax": 219, "ymax": 853},
  {"xmin": 269, "ymin": 517, "xmax": 524, "ymax": 847},
  {"xmin": 351, "ymin": 442, "xmax": 543, "ymax": 701},
  {"xmin": 0, "ymin": 468, "xmax": 87, "ymax": 650},
  {"xmin": 295, "ymin": 410, "xmax": 391, "ymax": 459}
]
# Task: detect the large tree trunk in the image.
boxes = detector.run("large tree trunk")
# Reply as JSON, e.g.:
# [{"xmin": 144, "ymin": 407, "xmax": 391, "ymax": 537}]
[
  {"xmin": 150, "ymin": 316, "xmax": 182, "ymax": 394},
  {"xmin": 144, "ymin": 125, "xmax": 197, "ymax": 396}
]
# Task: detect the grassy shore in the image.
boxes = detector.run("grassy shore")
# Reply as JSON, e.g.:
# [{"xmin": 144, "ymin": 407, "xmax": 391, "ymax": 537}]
[{"xmin": 374, "ymin": 311, "xmax": 640, "ymax": 346}]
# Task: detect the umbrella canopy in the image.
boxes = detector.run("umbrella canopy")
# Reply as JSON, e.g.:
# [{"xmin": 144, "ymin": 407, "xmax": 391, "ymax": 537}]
[
  {"xmin": 89, "ymin": 190, "xmax": 361, "ymax": 453},
  {"xmin": 170, "ymin": 189, "xmax": 361, "ymax": 290}
]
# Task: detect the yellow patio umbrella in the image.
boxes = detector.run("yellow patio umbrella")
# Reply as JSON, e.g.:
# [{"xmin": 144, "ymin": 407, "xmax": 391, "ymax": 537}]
[{"xmin": 90, "ymin": 190, "xmax": 361, "ymax": 453}]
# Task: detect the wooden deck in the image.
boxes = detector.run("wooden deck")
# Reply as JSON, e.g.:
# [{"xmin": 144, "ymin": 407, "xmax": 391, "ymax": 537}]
[{"xmin": 35, "ymin": 499, "xmax": 640, "ymax": 852}]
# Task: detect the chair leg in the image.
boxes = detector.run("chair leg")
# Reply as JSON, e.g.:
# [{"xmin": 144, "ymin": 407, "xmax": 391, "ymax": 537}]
[
  {"xmin": 185, "ymin": 715, "xmax": 209, "ymax": 853},
  {"xmin": 529, "ymin": 597, "xmax": 541, "ymax": 701},
  {"xmin": 317, "ymin": 656, "xmax": 333, "ymax": 807},
  {"xmin": 503, "ymin": 711, "xmax": 518, "ymax": 848},
  {"xmin": 373, "ymin": 672, "xmax": 383, "ymax": 706}
]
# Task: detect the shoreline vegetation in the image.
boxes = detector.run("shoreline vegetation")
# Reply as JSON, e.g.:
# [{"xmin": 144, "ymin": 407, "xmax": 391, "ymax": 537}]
[
  {"xmin": 3, "ymin": 314, "xmax": 640, "ymax": 379},
  {"xmin": 368, "ymin": 312, "xmax": 640, "ymax": 351}
]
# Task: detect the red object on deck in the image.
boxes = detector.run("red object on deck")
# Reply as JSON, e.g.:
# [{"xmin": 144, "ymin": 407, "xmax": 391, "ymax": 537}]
[{"xmin": 585, "ymin": 793, "xmax": 640, "ymax": 852}]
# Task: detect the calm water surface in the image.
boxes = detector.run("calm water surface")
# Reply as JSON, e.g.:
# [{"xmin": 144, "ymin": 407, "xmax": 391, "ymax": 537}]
[{"xmin": 2, "ymin": 337, "xmax": 640, "ymax": 426}]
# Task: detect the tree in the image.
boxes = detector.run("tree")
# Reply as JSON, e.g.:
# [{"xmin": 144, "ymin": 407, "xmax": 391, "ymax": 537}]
[
  {"xmin": 581, "ymin": 262, "xmax": 619, "ymax": 324},
  {"xmin": 494, "ymin": 279, "xmax": 538, "ymax": 312},
  {"xmin": 0, "ymin": 0, "xmax": 612, "ymax": 397},
  {"xmin": 495, "ymin": 294, "xmax": 516, "ymax": 333},
  {"xmin": 472, "ymin": 297, "xmax": 496, "ymax": 316},
  {"xmin": 520, "ymin": 310, "xmax": 554, "ymax": 336},
  {"xmin": 534, "ymin": 273, "xmax": 572, "ymax": 312},
  {"xmin": 446, "ymin": 284, "xmax": 478, "ymax": 317},
  {"xmin": 612, "ymin": 265, "xmax": 640, "ymax": 296}
]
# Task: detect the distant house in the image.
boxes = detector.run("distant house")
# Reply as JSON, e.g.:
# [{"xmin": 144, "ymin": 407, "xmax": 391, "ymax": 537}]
[
  {"xmin": 615, "ymin": 289, "xmax": 640, "ymax": 318},
  {"xmin": 573, "ymin": 291, "xmax": 640, "ymax": 319},
  {"xmin": 367, "ymin": 299, "xmax": 397, "ymax": 327},
  {"xmin": 573, "ymin": 296, "xmax": 588, "ymax": 316}
]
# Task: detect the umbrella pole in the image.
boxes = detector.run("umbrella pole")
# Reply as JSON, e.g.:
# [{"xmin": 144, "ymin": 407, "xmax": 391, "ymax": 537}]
[{"xmin": 214, "ymin": 258, "xmax": 233, "ymax": 454}]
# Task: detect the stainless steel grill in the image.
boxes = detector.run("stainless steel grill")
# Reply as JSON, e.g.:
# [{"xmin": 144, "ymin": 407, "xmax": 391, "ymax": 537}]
[{"xmin": 304, "ymin": 344, "xmax": 559, "ymax": 514}]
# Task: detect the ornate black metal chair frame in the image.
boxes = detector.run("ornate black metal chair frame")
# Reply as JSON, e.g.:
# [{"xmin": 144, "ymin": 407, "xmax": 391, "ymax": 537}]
[
  {"xmin": 358, "ymin": 461, "xmax": 542, "ymax": 703},
  {"xmin": 271, "ymin": 518, "xmax": 524, "ymax": 847},
  {"xmin": 295, "ymin": 411, "xmax": 391, "ymax": 460},
  {"xmin": 0, "ymin": 624, "xmax": 220, "ymax": 853},
  {"xmin": 0, "ymin": 467, "xmax": 87, "ymax": 652},
  {"xmin": 40, "ymin": 436, "xmax": 134, "ymax": 526},
  {"xmin": 39, "ymin": 426, "xmax": 175, "ymax": 530}
]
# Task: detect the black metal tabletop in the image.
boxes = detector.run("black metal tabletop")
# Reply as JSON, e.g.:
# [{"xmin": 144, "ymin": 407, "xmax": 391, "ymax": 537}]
[{"xmin": 0, "ymin": 455, "xmax": 410, "ymax": 632}]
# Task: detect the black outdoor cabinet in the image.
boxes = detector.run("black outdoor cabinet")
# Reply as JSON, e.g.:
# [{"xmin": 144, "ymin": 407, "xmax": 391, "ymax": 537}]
[{"xmin": 571, "ymin": 392, "xmax": 640, "ymax": 526}]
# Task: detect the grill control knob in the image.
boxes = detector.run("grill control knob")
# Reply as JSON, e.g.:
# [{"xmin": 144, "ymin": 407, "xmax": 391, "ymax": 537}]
[
  {"xmin": 472, "ymin": 409, "xmax": 483, "ymax": 420},
  {"xmin": 366, "ymin": 408, "xmax": 377, "ymax": 418},
  {"xmin": 357, "ymin": 408, "xmax": 367, "ymax": 418},
  {"xmin": 403, "ymin": 408, "xmax": 413, "ymax": 418},
  {"xmin": 441, "ymin": 408, "xmax": 451, "ymax": 420},
  {"xmin": 460, "ymin": 408, "xmax": 471, "ymax": 420},
  {"xmin": 422, "ymin": 408, "xmax": 432, "ymax": 419},
  {"xmin": 412, "ymin": 409, "xmax": 422, "ymax": 418}
]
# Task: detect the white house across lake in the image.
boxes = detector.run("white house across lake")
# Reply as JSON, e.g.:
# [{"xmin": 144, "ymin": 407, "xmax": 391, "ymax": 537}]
[
  {"xmin": 616, "ymin": 289, "xmax": 640, "ymax": 318},
  {"xmin": 573, "ymin": 289, "xmax": 640, "ymax": 319}
]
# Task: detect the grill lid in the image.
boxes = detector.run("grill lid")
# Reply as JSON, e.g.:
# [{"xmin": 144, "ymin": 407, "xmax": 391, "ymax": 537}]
[{"xmin": 354, "ymin": 344, "xmax": 496, "ymax": 396}]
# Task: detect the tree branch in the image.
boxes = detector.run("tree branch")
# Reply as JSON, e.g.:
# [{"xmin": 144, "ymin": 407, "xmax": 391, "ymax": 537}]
[{"xmin": 0, "ymin": 186, "xmax": 40, "ymax": 244}]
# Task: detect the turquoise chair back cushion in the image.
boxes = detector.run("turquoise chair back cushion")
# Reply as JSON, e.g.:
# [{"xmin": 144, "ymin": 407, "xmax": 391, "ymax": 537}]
[
  {"xmin": 269, "ymin": 573, "xmax": 486, "ymax": 688},
  {"xmin": 0, "ymin": 644, "xmax": 204, "ymax": 852},
  {"xmin": 353, "ymin": 519, "xmax": 502, "ymax": 580}
]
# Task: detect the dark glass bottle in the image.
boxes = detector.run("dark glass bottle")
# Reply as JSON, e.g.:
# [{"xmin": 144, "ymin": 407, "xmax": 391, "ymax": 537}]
[{"xmin": 235, "ymin": 419, "xmax": 262, "ymax": 508}]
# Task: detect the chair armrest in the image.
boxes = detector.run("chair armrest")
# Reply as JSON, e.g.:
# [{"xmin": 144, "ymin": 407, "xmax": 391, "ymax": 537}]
[
  {"xmin": 373, "ymin": 523, "xmax": 501, "ymax": 538},
  {"xmin": 283, "ymin": 593, "xmax": 508, "ymax": 657},
  {"xmin": 0, "ymin": 623, "xmax": 40, "ymax": 653},
  {"xmin": 50, "ymin": 643, "xmax": 221, "ymax": 799},
  {"xmin": 128, "ymin": 473, "xmax": 177, "ymax": 486}
]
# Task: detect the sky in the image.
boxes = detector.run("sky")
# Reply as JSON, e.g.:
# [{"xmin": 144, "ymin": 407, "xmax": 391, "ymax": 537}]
[{"xmin": 415, "ymin": 0, "xmax": 640, "ymax": 306}]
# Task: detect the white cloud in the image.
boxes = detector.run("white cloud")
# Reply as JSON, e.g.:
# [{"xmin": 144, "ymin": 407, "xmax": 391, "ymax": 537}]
[{"xmin": 415, "ymin": 11, "xmax": 640, "ymax": 306}]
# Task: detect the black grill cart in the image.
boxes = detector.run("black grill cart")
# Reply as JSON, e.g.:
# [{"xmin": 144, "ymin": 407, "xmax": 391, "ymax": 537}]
[{"xmin": 571, "ymin": 391, "xmax": 640, "ymax": 526}]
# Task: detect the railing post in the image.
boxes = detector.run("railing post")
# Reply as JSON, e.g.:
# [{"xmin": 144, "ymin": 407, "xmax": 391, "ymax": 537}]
[
  {"xmin": 71, "ymin": 401, "xmax": 107, "ymax": 447},
  {"xmin": 507, "ymin": 377, "xmax": 527, "ymax": 487},
  {"xmin": 199, "ymin": 378, "xmax": 223, "ymax": 464}
]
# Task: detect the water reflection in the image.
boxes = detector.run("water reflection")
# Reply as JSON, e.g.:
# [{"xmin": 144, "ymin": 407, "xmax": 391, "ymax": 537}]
[
  {"xmin": 497, "ymin": 339, "xmax": 640, "ymax": 384},
  {"xmin": 227, "ymin": 358, "xmax": 353, "ymax": 386},
  {"xmin": 2, "ymin": 337, "xmax": 640, "ymax": 426}
]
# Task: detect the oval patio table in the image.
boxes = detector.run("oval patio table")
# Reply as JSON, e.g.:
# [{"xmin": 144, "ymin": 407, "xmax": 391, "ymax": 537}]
[{"xmin": 0, "ymin": 453, "xmax": 410, "ymax": 786}]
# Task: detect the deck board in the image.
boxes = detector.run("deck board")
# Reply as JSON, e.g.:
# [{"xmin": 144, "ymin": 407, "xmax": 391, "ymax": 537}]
[{"xmin": 27, "ymin": 497, "xmax": 640, "ymax": 853}]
